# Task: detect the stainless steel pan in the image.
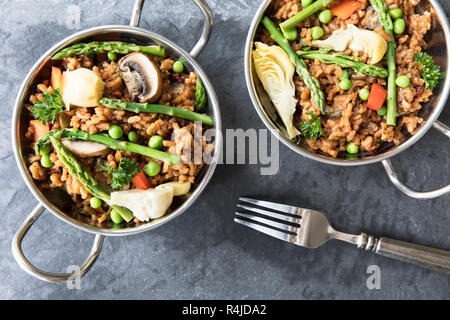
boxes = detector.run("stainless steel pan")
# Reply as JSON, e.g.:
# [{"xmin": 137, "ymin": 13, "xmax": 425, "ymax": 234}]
[
  {"xmin": 245, "ymin": 0, "xmax": 449, "ymax": 200},
  {"xmin": 11, "ymin": 0, "xmax": 222, "ymax": 282}
]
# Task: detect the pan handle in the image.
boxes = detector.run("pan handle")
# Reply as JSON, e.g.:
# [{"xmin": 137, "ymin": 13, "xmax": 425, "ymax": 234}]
[
  {"xmin": 382, "ymin": 120, "xmax": 450, "ymax": 200},
  {"xmin": 11, "ymin": 204, "xmax": 104, "ymax": 283},
  {"xmin": 130, "ymin": 0, "xmax": 213, "ymax": 58}
]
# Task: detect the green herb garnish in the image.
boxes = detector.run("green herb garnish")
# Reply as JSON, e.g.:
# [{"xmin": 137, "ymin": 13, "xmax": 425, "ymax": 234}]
[
  {"xmin": 300, "ymin": 111, "xmax": 324, "ymax": 140},
  {"xmin": 102, "ymin": 158, "xmax": 140, "ymax": 190},
  {"xmin": 414, "ymin": 52, "xmax": 443, "ymax": 90},
  {"xmin": 31, "ymin": 89, "xmax": 64, "ymax": 125},
  {"xmin": 195, "ymin": 77, "xmax": 207, "ymax": 112}
]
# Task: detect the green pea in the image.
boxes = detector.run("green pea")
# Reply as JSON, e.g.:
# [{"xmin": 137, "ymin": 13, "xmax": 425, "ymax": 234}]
[
  {"xmin": 40, "ymin": 154, "xmax": 53, "ymax": 168},
  {"xmin": 393, "ymin": 18, "xmax": 406, "ymax": 34},
  {"xmin": 108, "ymin": 125, "xmax": 123, "ymax": 139},
  {"xmin": 359, "ymin": 88, "xmax": 370, "ymax": 101},
  {"xmin": 396, "ymin": 75, "xmax": 410, "ymax": 88},
  {"xmin": 302, "ymin": 0, "xmax": 313, "ymax": 7},
  {"xmin": 145, "ymin": 161, "xmax": 161, "ymax": 177},
  {"xmin": 389, "ymin": 8, "xmax": 403, "ymax": 19},
  {"xmin": 128, "ymin": 131, "xmax": 139, "ymax": 143},
  {"xmin": 110, "ymin": 209, "xmax": 124, "ymax": 224},
  {"xmin": 341, "ymin": 70, "xmax": 349, "ymax": 80},
  {"xmin": 148, "ymin": 135, "xmax": 163, "ymax": 149},
  {"xmin": 107, "ymin": 52, "xmax": 117, "ymax": 61},
  {"xmin": 39, "ymin": 143, "xmax": 51, "ymax": 156},
  {"xmin": 90, "ymin": 197, "xmax": 102, "ymax": 209},
  {"xmin": 311, "ymin": 26, "xmax": 325, "ymax": 40},
  {"xmin": 340, "ymin": 79, "xmax": 352, "ymax": 90},
  {"xmin": 173, "ymin": 60, "xmax": 184, "ymax": 74},
  {"xmin": 284, "ymin": 27, "xmax": 298, "ymax": 41},
  {"xmin": 377, "ymin": 106, "xmax": 388, "ymax": 116},
  {"xmin": 346, "ymin": 142, "xmax": 359, "ymax": 155},
  {"xmin": 318, "ymin": 9, "xmax": 333, "ymax": 24}
]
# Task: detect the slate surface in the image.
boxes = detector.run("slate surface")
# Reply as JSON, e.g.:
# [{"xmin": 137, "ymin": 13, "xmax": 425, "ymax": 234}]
[{"xmin": 0, "ymin": 0, "xmax": 448, "ymax": 299}]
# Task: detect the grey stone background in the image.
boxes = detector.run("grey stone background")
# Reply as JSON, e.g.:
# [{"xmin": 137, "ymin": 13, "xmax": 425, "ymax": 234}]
[{"xmin": 0, "ymin": 0, "xmax": 449, "ymax": 299}]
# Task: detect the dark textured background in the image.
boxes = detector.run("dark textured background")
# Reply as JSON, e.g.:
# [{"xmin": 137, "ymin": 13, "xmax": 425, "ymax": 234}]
[{"xmin": 0, "ymin": 0, "xmax": 449, "ymax": 299}]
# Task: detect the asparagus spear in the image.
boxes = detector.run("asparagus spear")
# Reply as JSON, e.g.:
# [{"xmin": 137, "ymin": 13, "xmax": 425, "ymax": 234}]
[
  {"xmin": 49, "ymin": 136, "xmax": 134, "ymax": 222},
  {"xmin": 369, "ymin": 0, "xmax": 397, "ymax": 125},
  {"xmin": 52, "ymin": 41, "xmax": 165, "ymax": 60},
  {"xmin": 279, "ymin": 0, "xmax": 334, "ymax": 39},
  {"xmin": 297, "ymin": 50, "xmax": 389, "ymax": 78},
  {"xmin": 99, "ymin": 98, "xmax": 214, "ymax": 126},
  {"xmin": 262, "ymin": 17, "xmax": 327, "ymax": 114},
  {"xmin": 37, "ymin": 129, "xmax": 180, "ymax": 165}
]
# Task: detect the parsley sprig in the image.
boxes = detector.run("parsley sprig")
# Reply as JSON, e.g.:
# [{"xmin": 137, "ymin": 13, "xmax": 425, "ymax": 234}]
[
  {"xmin": 31, "ymin": 89, "xmax": 64, "ymax": 124},
  {"xmin": 414, "ymin": 52, "xmax": 443, "ymax": 91},
  {"xmin": 300, "ymin": 111, "xmax": 324, "ymax": 140},
  {"xmin": 102, "ymin": 158, "xmax": 140, "ymax": 190}
]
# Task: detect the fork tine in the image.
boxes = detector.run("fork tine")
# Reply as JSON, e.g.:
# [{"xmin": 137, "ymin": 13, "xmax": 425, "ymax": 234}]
[
  {"xmin": 234, "ymin": 216, "xmax": 293, "ymax": 243},
  {"xmin": 235, "ymin": 212, "xmax": 297, "ymax": 233},
  {"xmin": 239, "ymin": 197, "xmax": 300, "ymax": 215},
  {"xmin": 237, "ymin": 204, "xmax": 301, "ymax": 225}
]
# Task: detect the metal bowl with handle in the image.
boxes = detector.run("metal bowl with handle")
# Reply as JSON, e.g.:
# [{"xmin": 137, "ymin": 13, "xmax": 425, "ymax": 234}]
[
  {"xmin": 11, "ymin": 0, "xmax": 222, "ymax": 283},
  {"xmin": 245, "ymin": 0, "xmax": 449, "ymax": 200}
]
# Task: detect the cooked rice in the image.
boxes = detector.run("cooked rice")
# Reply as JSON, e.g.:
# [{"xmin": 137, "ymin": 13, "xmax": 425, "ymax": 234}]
[{"xmin": 257, "ymin": 0, "xmax": 433, "ymax": 158}]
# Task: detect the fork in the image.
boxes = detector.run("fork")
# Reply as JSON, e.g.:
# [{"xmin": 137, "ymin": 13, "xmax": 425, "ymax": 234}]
[{"xmin": 234, "ymin": 197, "xmax": 450, "ymax": 275}]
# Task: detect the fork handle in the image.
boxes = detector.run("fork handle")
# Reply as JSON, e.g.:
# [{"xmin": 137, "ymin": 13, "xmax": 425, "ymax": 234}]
[{"xmin": 358, "ymin": 234, "xmax": 450, "ymax": 274}]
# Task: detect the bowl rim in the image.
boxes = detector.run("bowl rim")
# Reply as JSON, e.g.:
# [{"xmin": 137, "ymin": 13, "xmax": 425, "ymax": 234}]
[
  {"xmin": 244, "ymin": 0, "xmax": 450, "ymax": 166},
  {"xmin": 12, "ymin": 25, "xmax": 223, "ymax": 237}
]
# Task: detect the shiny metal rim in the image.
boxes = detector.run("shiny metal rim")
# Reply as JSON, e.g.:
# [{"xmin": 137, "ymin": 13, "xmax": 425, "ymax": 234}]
[
  {"xmin": 244, "ymin": 0, "xmax": 450, "ymax": 166},
  {"xmin": 12, "ymin": 25, "xmax": 223, "ymax": 237}
]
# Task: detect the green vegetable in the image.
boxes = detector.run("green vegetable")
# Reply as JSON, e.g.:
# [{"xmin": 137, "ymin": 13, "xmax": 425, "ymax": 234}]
[
  {"xmin": 318, "ymin": 9, "xmax": 333, "ymax": 24},
  {"xmin": 52, "ymin": 41, "xmax": 165, "ymax": 60},
  {"xmin": 359, "ymin": 88, "xmax": 370, "ymax": 101},
  {"xmin": 102, "ymin": 158, "xmax": 140, "ymax": 190},
  {"xmin": 300, "ymin": 111, "xmax": 324, "ymax": 140},
  {"xmin": 49, "ymin": 136, "xmax": 134, "ymax": 222},
  {"xmin": 280, "ymin": 0, "xmax": 334, "ymax": 38},
  {"xmin": 389, "ymin": 8, "xmax": 403, "ymax": 19},
  {"xmin": 369, "ymin": 0, "xmax": 397, "ymax": 126},
  {"xmin": 108, "ymin": 125, "xmax": 123, "ymax": 139},
  {"xmin": 36, "ymin": 129, "xmax": 180, "ymax": 165},
  {"xmin": 283, "ymin": 28, "xmax": 298, "ymax": 41},
  {"xmin": 110, "ymin": 209, "xmax": 124, "ymax": 224},
  {"xmin": 90, "ymin": 197, "xmax": 102, "ymax": 209},
  {"xmin": 195, "ymin": 77, "xmax": 207, "ymax": 112},
  {"xmin": 99, "ymin": 98, "xmax": 213, "ymax": 126},
  {"xmin": 377, "ymin": 106, "xmax": 387, "ymax": 116},
  {"xmin": 346, "ymin": 142, "xmax": 359, "ymax": 154},
  {"xmin": 311, "ymin": 26, "xmax": 325, "ymax": 40},
  {"xmin": 340, "ymin": 78, "xmax": 352, "ymax": 91},
  {"xmin": 414, "ymin": 52, "xmax": 443, "ymax": 90},
  {"xmin": 296, "ymin": 50, "xmax": 388, "ymax": 78},
  {"xmin": 173, "ymin": 60, "xmax": 184, "ymax": 73},
  {"xmin": 396, "ymin": 75, "xmax": 410, "ymax": 88},
  {"xmin": 302, "ymin": 0, "xmax": 313, "ymax": 8},
  {"xmin": 393, "ymin": 18, "xmax": 405, "ymax": 34},
  {"xmin": 128, "ymin": 131, "xmax": 139, "ymax": 143},
  {"xmin": 145, "ymin": 161, "xmax": 161, "ymax": 177},
  {"xmin": 39, "ymin": 143, "xmax": 51, "ymax": 156},
  {"xmin": 148, "ymin": 135, "xmax": 163, "ymax": 149},
  {"xmin": 262, "ymin": 17, "xmax": 327, "ymax": 114},
  {"xmin": 107, "ymin": 51, "xmax": 117, "ymax": 61},
  {"xmin": 40, "ymin": 154, "xmax": 53, "ymax": 168},
  {"xmin": 31, "ymin": 89, "xmax": 64, "ymax": 125}
]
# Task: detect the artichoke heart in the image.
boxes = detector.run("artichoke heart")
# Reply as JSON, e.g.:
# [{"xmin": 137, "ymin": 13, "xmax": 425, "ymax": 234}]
[
  {"xmin": 253, "ymin": 42, "xmax": 299, "ymax": 139},
  {"xmin": 311, "ymin": 24, "xmax": 388, "ymax": 65},
  {"xmin": 61, "ymin": 68, "xmax": 105, "ymax": 110}
]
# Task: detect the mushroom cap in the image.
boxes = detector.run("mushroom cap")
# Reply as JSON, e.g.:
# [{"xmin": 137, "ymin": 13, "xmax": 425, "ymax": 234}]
[
  {"xmin": 62, "ymin": 140, "xmax": 109, "ymax": 158},
  {"xmin": 118, "ymin": 52, "xmax": 162, "ymax": 103}
]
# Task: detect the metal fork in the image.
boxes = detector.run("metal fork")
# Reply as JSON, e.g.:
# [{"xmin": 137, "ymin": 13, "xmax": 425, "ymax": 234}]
[{"xmin": 235, "ymin": 197, "xmax": 450, "ymax": 275}]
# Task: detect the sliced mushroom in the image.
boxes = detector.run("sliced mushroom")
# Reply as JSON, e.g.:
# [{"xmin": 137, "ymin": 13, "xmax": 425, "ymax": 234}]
[
  {"xmin": 62, "ymin": 140, "xmax": 109, "ymax": 158},
  {"xmin": 118, "ymin": 52, "xmax": 162, "ymax": 103}
]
